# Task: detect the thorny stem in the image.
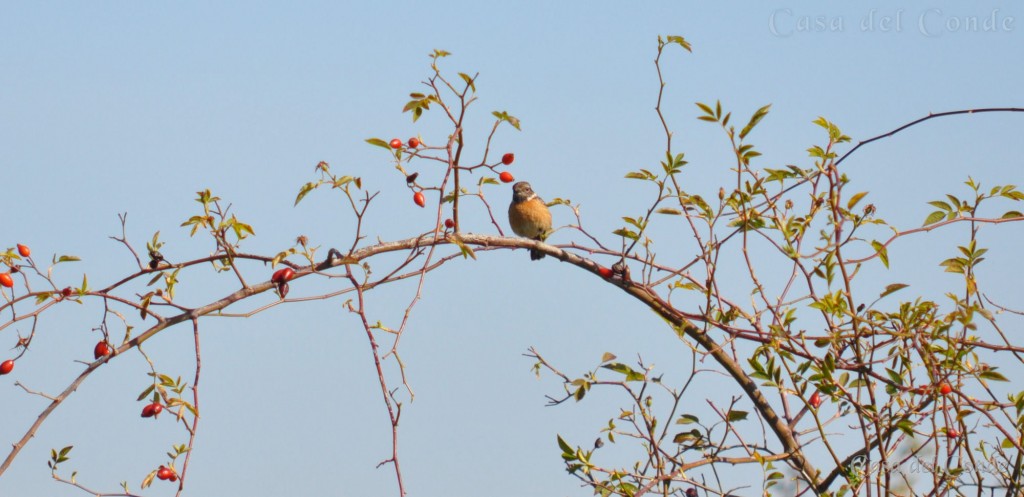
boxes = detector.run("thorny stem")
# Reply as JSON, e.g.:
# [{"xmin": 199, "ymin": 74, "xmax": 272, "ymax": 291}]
[
  {"xmin": 174, "ymin": 318, "xmax": 203, "ymax": 497},
  {"xmin": 347, "ymin": 271, "xmax": 406, "ymax": 496}
]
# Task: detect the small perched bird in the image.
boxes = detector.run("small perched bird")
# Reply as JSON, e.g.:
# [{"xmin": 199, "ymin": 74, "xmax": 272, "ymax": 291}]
[{"xmin": 508, "ymin": 181, "xmax": 553, "ymax": 260}]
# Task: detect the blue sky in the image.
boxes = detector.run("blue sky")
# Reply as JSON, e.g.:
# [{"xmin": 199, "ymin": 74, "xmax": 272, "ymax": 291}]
[{"xmin": 1, "ymin": 2, "xmax": 1022, "ymax": 496}]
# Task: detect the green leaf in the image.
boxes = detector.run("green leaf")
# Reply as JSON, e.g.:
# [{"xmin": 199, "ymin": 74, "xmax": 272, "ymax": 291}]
[
  {"xmin": 270, "ymin": 250, "xmax": 290, "ymax": 267},
  {"xmin": 458, "ymin": 244, "xmax": 477, "ymax": 260},
  {"xmin": 979, "ymin": 370, "xmax": 1009, "ymax": 382},
  {"xmin": 294, "ymin": 182, "xmax": 317, "ymax": 204},
  {"xmin": 870, "ymin": 240, "xmax": 889, "ymax": 268},
  {"xmin": 846, "ymin": 191, "xmax": 868, "ymax": 210},
  {"xmin": 457, "ymin": 72, "xmax": 476, "ymax": 92},
  {"xmin": 879, "ymin": 283, "xmax": 908, "ymax": 298},
  {"xmin": 612, "ymin": 228, "xmax": 639, "ymax": 241},
  {"xmin": 940, "ymin": 257, "xmax": 966, "ymax": 274},
  {"xmin": 1001, "ymin": 210, "xmax": 1023, "ymax": 219},
  {"xmin": 726, "ymin": 410, "xmax": 748, "ymax": 422},
  {"xmin": 672, "ymin": 430, "xmax": 701, "ymax": 444},
  {"xmin": 136, "ymin": 384, "xmax": 155, "ymax": 401},
  {"xmin": 885, "ymin": 368, "xmax": 904, "ymax": 386},
  {"xmin": 139, "ymin": 292, "xmax": 153, "ymax": 320},
  {"xmin": 601, "ymin": 363, "xmax": 645, "ymax": 382},
  {"xmin": 739, "ymin": 104, "xmax": 771, "ymax": 140},
  {"xmin": 573, "ymin": 385, "xmax": 586, "ymax": 401},
  {"xmin": 600, "ymin": 352, "xmax": 616, "ymax": 363},
  {"xmin": 923, "ymin": 211, "xmax": 945, "ymax": 226},
  {"xmin": 231, "ymin": 219, "xmax": 255, "ymax": 240},
  {"xmin": 895, "ymin": 418, "xmax": 916, "ymax": 436},
  {"xmin": 365, "ymin": 138, "xmax": 390, "ymax": 149},
  {"xmin": 675, "ymin": 414, "xmax": 699, "ymax": 424},
  {"xmin": 663, "ymin": 35, "xmax": 692, "ymax": 52},
  {"xmin": 492, "ymin": 111, "xmax": 522, "ymax": 131},
  {"xmin": 625, "ymin": 171, "xmax": 654, "ymax": 180},
  {"xmin": 655, "ymin": 208, "xmax": 682, "ymax": 215},
  {"xmin": 450, "ymin": 235, "xmax": 478, "ymax": 260}
]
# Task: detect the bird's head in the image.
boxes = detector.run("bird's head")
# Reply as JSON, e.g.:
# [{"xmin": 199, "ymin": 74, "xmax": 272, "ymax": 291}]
[{"xmin": 511, "ymin": 181, "xmax": 536, "ymax": 202}]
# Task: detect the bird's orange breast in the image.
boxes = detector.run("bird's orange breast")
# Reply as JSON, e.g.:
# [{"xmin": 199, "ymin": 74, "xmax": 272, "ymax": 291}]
[{"xmin": 508, "ymin": 198, "xmax": 552, "ymax": 239}]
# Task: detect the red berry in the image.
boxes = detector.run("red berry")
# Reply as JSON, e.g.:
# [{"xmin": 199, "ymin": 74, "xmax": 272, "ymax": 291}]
[
  {"xmin": 413, "ymin": 191, "xmax": 426, "ymax": 208},
  {"xmin": 499, "ymin": 171, "xmax": 515, "ymax": 183},
  {"xmin": 94, "ymin": 341, "xmax": 112, "ymax": 359},
  {"xmin": 169, "ymin": 473, "xmax": 178, "ymax": 482},
  {"xmin": 407, "ymin": 137, "xmax": 420, "ymax": 148},
  {"xmin": 271, "ymin": 267, "xmax": 295, "ymax": 284},
  {"xmin": 444, "ymin": 218, "xmax": 455, "ymax": 229},
  {"xmin": 501, "ymin": 153, "xmax": 515, "ymax": 165},
  {"xmin": 809, "ymin": 390, "xmax": 822, "ymax": 408},
  {"xmin": 141, "ymin": 402, "xmax": 163, "ymax": 418},
  {"xmin": 17, "ymin": 244, "xmax": 30, "ymax": 257},
  {"xmin": 389, "ymin": 138, "xmax": 402, "ymax": 149},
  {"xmin": 0, "ymin": 359, "xmax": 13, "ymax": 375},
  {"xmin": 61, "ymin": 287, "xmax": 72, "ymax": 297},
  {"xmin": 157, "ymin": 466, "xmax": 173, "ymax": 480},
  {"xmin": 947, "ymin": 429, "xmax": 960, "ymax": 438},
  {"xmin": 939, "ymin": 383, "xmax": 953, "ymax": 395},
  {"xmin": 597, "ymin": 266, "xmax": 613, "ymax": 279},
  {"xmin": 278, "ymin": 281, "xmax": 290, "ymax": 299},
  {"xmin": 0, "ymin": 272, "xmax": 13, "ymax": 288}
]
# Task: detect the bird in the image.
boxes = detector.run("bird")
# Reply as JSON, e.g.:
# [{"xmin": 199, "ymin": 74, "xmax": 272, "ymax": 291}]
[{"xmin": 508, "ymin": 181, "xmax": 553, "ymax": 260}]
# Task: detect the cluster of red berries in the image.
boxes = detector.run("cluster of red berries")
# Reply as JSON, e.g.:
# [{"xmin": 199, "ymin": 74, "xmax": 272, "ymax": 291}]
[
  {"xmin": 392, "ymin": 137, "xmax": 430, "ymax": 208},
  {"xmin": 809, "ymin": 390, "xmax": 823, "ymax": 408},
  {"xmin": 0, "ymin": 243, "xmax": 31, "ymax": 288},
  {"xmin": 0, "ymin": 245, "xmax": 31, "ymax": 373},
  {"xmin": 389, "ymin": 136, "xmax": 518, "ymax": 208},
  {"xmin": 389, "ymin": 137, "xmax": 420, "ymax": 150},
  {"xmin": 272, "ymin": 267, "xmax": 295, "ymax": 298},
  {"xmin": 498, "ymin": 153, "xmax": 515, "ymax": 184},
  {"xmin": 156, "ymin": 465, "xmax": 178, "ymax": 482},
  {"xmin": 94, "ymin": 341, "xmax": 112, "ymax": 359},
  {"xmin": 141, "ymin": 402, "xmax": 163, "ymax": 418}
]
